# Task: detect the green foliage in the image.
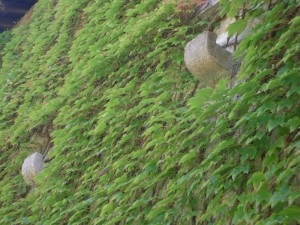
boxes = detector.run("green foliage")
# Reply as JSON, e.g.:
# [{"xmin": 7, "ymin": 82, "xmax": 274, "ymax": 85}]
[
  {"xmin": 0, "ymin": 30, "xmax": 12, "ymax": 66},
  {"xmin": 0, "ymin": 0, "xmax": 299, "ymax": 224}
]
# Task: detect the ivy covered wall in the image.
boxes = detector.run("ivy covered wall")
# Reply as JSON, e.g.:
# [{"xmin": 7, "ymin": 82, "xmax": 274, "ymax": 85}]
[{"xmin": 0, "ymin": 0, "xmax": 299, "ymax": 224}]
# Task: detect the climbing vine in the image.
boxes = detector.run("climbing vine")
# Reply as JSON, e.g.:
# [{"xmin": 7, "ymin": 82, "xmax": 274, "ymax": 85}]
[{"xmin": 0, "ymin": 0, "xmax": 299, "ymax": 224}]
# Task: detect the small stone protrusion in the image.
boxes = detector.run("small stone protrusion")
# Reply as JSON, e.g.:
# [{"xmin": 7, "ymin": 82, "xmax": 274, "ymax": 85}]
[
  {"xmin": 184, "ymin": 31, "xmax": 233, "ymax": 86},
  {"xmin": 21, "ymin": 152, "xmax": 44, "ymax": 186}
]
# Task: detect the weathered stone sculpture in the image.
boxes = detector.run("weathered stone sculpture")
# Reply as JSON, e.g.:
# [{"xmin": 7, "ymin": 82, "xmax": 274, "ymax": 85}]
[
  {"xmin": 184, "ymin": 31, "xmax": 233, "ymax": 86},
  {"xmin": 21, "ymin": 152, "xmax": 44, "ymax": 186}
]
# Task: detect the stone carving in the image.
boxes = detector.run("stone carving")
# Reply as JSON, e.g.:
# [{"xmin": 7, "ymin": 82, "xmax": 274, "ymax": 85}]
[
  {"xmin": 184, "ymin": 31, "xmax": 233, "ymax": 86},
  {"xmin": 21, "ymin": 152, "xmax": 44, "ymax": 186}
]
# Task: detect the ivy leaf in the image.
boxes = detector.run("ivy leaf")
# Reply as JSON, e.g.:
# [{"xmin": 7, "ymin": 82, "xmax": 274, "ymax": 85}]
[
  {"xmin": 180, "ymin": 150, "xmax": 197, "ymax": 164},
  {"xmin": 146, "ymin": 207, "xmax": 165, "ymax": 220},
  {"xmin": 230, "ymin": 164, "xmax": 250, "ymax": 180},
  {"xmin": 268, "ymin": 116, "xmax": 284, "ymax": 132},
  {"xmin": 247, "ymin": 172, "xmax": 265, "ymax": 190},
  {"xmin": 287, "ymin": 117, "xmax": 300, "ymax": 132},
  {"xmin": 20, "ymin": 218, "xmax": 31, "ymax": 224},
  {"xmin": 101, "ymin": 202, "xmax": 114, "ymax": 216},
  {"xmin": 270, "ymin": 185, "xmax": 290, "ymax": 207},
  {"xmin": 255, "ymin": 188, "xmax": 272, "ymax": 204},
  {"xmin": 188, "ymin": 88, "xmax": 213, "ymax": 110},
  {"xmin": 93, "ymin": 122, "xmax": 107, "ymax": 135},
  {"xmin": 227, "ymin": 19, "xmax": 248, "ymax": 36},
  {"xmin": 277, "ymin": 206, "xmax": 300, "ymax": 223},
  {"xmin": 263, "ymin": 153, "xmax": 278, "ymax": 169}
]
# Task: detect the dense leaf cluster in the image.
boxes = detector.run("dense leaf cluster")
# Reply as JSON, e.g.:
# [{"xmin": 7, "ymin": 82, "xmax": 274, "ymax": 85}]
[{"xmin": 0, "ymin": 0, "xmax": 299, "ymax": 224}]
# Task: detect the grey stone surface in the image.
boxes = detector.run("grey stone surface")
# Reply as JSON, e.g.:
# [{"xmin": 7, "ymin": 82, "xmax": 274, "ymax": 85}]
[
  {"xmin": 194, "ymin": 0, "xmax": 219, "ymax": 21},
  {"xmin": 21, "ymin": 152, "xmax": 44, "ymax": 186},
  {"xmin": 216, "ymin": 18, "xmax": 261, "ymax": 51},
  {"xmin": 215, "ymin": 18, "xmax": 235, "ymax": 47},
  {"xmin": 184, "ymin": 31, "xmax": 233, "ymax": 86}
]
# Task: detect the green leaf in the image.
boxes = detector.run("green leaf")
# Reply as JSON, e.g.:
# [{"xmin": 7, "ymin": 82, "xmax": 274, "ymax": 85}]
[
  {"xmin": 278, "ymin": 206, "xmax": 300, "ymax": 223},
  {"xmin": 93, "ymin": 122, "xmax": 107, "ymax": 135},
  {"xmin": 146, "ymin": 207, "xmax": 165, "ymax": 220},
  {"xmin": 268, "ymin": 116, "xmax": 284, "ymax": 131},
  {"xmin": 180, "ymin": 150, "xmax": 197, "ymax": 164},
  {"xmin": 101, "ymin": 202, "xmax": 114, "ymax": 216},
  {"xmin": 287, "ymin": 117, "xmax": 300, "ymax": 132},
  {"xmin": 247, "ymin": 172, "xmax": 265, "ymax": 190},
  {"xmin": 227, "ymin": 19, "xmax": 248, "ymax": 36},
  {"xmin": 230, "ymin": 164, "xmax": 250, "ymax": 180}
]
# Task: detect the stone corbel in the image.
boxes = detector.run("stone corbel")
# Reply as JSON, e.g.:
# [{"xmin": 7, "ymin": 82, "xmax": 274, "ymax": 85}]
[
  {"xmin": 21, "ymin": 152, "xmax": 44, "ymax": 187},
  {"xmin": 184, "ymin": 31, "xmax": 233, "ymax": 86},
  {"xmin": 185, "ymin": 0, "xmax": 258, "ymax": 86},
  {"xmin": 21, "ymin": 128, "xmax": 53, "ymax": 186}
]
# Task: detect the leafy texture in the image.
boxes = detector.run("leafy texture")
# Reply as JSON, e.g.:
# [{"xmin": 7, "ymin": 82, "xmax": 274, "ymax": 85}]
[{"xmin": 0, "ymin": 0, "xmax": 299, "ymax": 224}]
